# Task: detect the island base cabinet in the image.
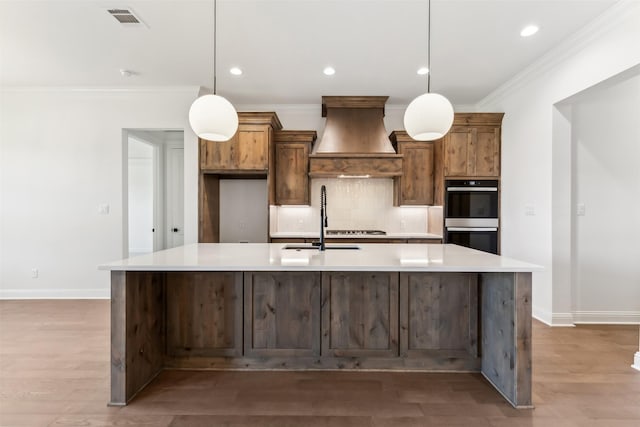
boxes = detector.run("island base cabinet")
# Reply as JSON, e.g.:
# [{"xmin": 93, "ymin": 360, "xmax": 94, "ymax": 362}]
[
  {"xmin": 480, "ymin": 272, "xmax": 532, "ymax": 408},
  {"xmin": 109, "ymin": 269, "xmax": 532, "ymax": 409},
  {"xmin": 399, "ymin": 273, "xmax": 479, "ymax": 371},
  {"xmin": 110, "ymin": 271, "xmax": 165, "ymax": 406},
  {"xmin": 244, "ymin": 272, "xmax": 321, "ymax": 357},
  {"xmin": 165, "ymin": 272, "xmax": 243, "ymax": 358},
  {"xmin": 321, "ymin": 272, "xmax": 399, "ymax": 357}
]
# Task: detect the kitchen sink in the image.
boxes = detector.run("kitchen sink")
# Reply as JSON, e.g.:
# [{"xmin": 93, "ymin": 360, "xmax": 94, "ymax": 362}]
[{"xmin": 282, "ymin": 244, "xmax": 360, "ymax": 250}]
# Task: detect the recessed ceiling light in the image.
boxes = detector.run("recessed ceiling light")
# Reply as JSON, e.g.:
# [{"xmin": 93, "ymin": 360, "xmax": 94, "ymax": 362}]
[
  {"xmin": 520, "ymin": 25, "xmax": 539, "ymax": 37},
  {"xmin": 417, "ymin": 67, "xmax": 429, "ymax": 75},
  {"xmin": 230, "ymin": 67, "xmax": 242, "ymax": 76},
  {"xmin": 323, "ymin": 66, "xmax": 336, "ymax": 76}
]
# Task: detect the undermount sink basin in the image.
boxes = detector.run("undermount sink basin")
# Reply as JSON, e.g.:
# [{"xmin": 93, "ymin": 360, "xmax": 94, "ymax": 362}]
[{"xmin": 282, "ymin": 244, "xmax": 360, "ymax": 250}]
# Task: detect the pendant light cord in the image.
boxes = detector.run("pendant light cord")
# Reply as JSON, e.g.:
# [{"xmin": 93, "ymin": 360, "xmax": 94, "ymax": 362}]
[
  {"xmin": 427, "ymin": 0, "xmax": 431, "ymax": 94},
  {"xmin": 213, "ymin": 0, "xmax": 217, "ymax": 95}
]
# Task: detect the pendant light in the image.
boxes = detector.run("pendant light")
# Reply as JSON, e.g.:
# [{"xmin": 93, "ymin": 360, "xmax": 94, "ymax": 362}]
[
  {"xmin": 188, "ymin": 0, "xmax": 238, "ymax": 141},
  {"xmin": 403, "ymin": 0, "xmax": 454, "ymax": 141}
]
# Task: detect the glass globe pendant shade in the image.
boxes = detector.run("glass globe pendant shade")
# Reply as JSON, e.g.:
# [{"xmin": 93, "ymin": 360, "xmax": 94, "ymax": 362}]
[
  {"xmin": 403, "ymin": 92, "xmax": 454, "ymax": 141},
  {"xmin": 188, "ymin": 94, "xmax": 239, "ymax": 141}
]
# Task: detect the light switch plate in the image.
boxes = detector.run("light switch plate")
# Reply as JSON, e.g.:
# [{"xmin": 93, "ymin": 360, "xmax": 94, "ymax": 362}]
[
  {"xmin": 98, "ymin": 204, "xmax": 110, "ymax": 215},
  {"xmin": 525, "ymin": 205, "xmax": 535, "ymax": 216},
  {"xmin": 577, "ymin": 203, "xmax": 586, "ymax": 216}
]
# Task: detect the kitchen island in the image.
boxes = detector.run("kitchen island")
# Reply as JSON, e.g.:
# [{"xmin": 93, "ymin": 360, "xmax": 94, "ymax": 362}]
[{"xmin": 100, "ymin": 243, "xmax": 541, "ymax": 408}]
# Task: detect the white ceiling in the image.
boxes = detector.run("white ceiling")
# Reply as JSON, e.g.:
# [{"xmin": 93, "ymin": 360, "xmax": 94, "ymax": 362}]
[{"xmin": 0, "ymin": 0, "xmax": 619, "ymax": 106}]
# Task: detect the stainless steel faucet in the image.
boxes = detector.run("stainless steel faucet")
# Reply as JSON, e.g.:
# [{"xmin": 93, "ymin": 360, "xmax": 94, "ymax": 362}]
[{"xmin": 319, "ymin": 185, "xmax": 327, "ymax": 251}]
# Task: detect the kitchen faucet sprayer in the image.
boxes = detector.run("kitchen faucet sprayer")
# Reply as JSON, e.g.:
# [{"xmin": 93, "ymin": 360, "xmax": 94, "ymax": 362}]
[{"xmin": 320, "ymin": 185, "xmax": 327, "ymax": 251}]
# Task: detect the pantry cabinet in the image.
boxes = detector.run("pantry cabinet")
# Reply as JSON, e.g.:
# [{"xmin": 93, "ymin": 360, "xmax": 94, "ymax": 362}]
[{"xmin": 198, "ymin": 112, "xmax": 282, "ymax": 243}]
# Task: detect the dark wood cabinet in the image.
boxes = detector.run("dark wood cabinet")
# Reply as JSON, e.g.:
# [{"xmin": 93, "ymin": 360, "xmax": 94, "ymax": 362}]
[
  {"xmin": 390, "ymin": 131, "xmax": 434, "ymax": 206},
  {"xmin": 165, "ymin": 272, "xmax": 243, "ymax": 357},
  {"xmin": 273, "ymin": 130, "xmax": 316, "ymax": 205},
  {"xmin": 244, "ymin": 271, "xmax": 321, "ymax": 357},
  {"xmin": 399, "ymin": 273, "xmax": 478, "ymax": 361},
  {"xmin": 321, "ymin": 272, "xmax": 399, "ymax": 357}
]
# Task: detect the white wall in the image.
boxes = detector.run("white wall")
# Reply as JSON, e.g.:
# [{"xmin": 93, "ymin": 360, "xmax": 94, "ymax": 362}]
[
  {"xmin": 219, "ymin": 179, "xmax": 268, "ymax": 243},
  {"xmin": 477, "ymin": 1, "xmax": 640, "ymax": 324},
  {"xmin": 0, "ymin": 89, "xmax": 199, "ymax": 298},
  {"xmin": 571, "ymin": 73, "xmax": 640, "ymax": 321}
]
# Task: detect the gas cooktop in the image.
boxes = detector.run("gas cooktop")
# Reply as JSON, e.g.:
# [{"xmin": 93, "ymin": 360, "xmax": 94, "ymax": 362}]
[{"xmin": 326, "ymin": 230, "xmax": 387, "ymax": 236}]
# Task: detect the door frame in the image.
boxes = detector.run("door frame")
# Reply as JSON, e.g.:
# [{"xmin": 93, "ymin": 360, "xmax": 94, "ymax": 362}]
[{"xmin": 122, "ymin": 128, "xmax": 184, "ymax": 259}]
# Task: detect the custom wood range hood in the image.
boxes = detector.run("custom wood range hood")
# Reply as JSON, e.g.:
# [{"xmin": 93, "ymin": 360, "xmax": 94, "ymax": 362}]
[{"xmin": 309, "ymin": 96, "xmax": 403, "ymax": 178}]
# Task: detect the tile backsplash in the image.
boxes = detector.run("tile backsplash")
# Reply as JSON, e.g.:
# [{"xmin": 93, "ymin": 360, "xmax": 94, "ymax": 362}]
[{"xmin": 271, "ymin": 178, "xmax": 443, "ymax": 235}]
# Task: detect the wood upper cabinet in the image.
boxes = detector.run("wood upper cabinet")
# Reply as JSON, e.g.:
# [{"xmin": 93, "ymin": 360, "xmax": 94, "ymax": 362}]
[
  {"xmin": 443, "ymin": 113, "xmax": 503, "ymax": 178},
  {"xmin": 390, "ymin": 131, "xmax": 434, "ymax": 205},
  {"xmin": 199, "ymin": 112, "xmax": 282, "ymax": 172},
  {"xmin": 273, "ymin": 130, "xmax": 316, "ymax": 205}
]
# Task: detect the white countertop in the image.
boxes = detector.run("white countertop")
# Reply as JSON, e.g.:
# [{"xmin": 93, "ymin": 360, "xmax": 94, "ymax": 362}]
[
  {"xmin": 270, "ymin": 232, "xmax": 443, "ymax": 239},
  {"xmin": 100, "ymin": 243, "xmax": 542, "ymax": 273}
]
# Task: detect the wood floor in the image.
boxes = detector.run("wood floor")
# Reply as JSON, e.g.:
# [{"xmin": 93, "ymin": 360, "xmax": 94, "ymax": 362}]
[{"xmin": 0, "ymin": 300, "xmax": 638, "ymax": 427}]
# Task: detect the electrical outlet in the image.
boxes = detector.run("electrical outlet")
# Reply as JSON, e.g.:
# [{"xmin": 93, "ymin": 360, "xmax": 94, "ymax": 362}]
[
  {"xmin": 525, "ymin": 205, "xmax": 535, "ymax": 216},
  {"xmin": 98, "ymin": 204, "xmax": 110, "ymax": 215},
  {"xmin": 400, "ymin": 220, "xmax": 406, "ymax": 231},
  {"xmin": 31, "ymin": 268, "xmax": 38, "ymax": 278},
  {"xmin": 576, "ymin": 203, "xmax": 586, "ymax": 216}
]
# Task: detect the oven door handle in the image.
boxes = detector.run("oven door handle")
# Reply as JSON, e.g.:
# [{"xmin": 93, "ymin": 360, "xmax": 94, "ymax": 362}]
[
  {"xmin": 446, "ymin": 187, "xmax": 498, "ymax": 192},
  {"xmin": 447, "ymin": 227, "xmax": 498, "ymax": 232}
]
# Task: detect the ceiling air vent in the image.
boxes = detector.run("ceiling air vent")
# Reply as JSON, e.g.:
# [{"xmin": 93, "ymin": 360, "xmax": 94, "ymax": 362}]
[{"xmin": 107, "ymin": 8, "xmax": 146, "ymax": 27}]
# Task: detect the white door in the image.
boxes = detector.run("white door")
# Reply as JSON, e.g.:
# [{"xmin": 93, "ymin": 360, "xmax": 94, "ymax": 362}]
[
  {"xmin": 128, "ymin": 139, "xmax": 155, "ymax": 257},
  {"xmin": 166, "ymin": 147, "xmax": 184, "ymax": 248}
]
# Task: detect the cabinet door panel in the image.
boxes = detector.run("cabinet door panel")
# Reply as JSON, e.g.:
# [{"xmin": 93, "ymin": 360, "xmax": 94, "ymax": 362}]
[
  {"xmin": 444, "ymin": 130, "xmax": 471, "ymax": 176},
  {"xmin": 244, "ymin": 272, "xmax": 321, "ymax": 357},
  {"xmin": 322, "ymin": 272, "xmax": 399, "ymax": 357},
  {"xmin": 400, "ymin": 273, "xmax": 478, "ymax": 357},
  {"xmin": 200, "ymin": 138, "xmax": 236, "ymax": 170},
  {"xmin": 475, "ymin": 127, "xmax": 500, "ymax": 177},
  {"xmin": 238, "ymin": 129, "xmax": 268, "ymax": 170},
  {"xmin": 166, "ymin": 272, "xmax": 242, "ymax": 357},
  {"xmin": 275, "ymin": 143, "xmax": 309, "ymax": 205},
  {"xmin": 400, "ymin": 144, "xmax": 434, "ymax": 205}
]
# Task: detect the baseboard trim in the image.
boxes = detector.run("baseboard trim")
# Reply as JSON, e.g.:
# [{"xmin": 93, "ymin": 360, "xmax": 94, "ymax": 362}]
[
  {"xmin": 573, "ymin": 311, "xmax": 640, "ymax": 324},
  {"xmin": 0, "ymin": 288, "xmax": 109, "ymax": 299},
  {"xmin": 532, "ymin": 308, "xmax": 640, "ymax": 326},
  {"xmin": 633, "ymin": 352, "xmax": 640, "ymax": 372},
  {"xmin": 532, "ymin": 306, "xmax": 552, "ymax": 326},
  {"xmin": 551, "ymin": 312, "xmax": 576, "ymax": 327}
]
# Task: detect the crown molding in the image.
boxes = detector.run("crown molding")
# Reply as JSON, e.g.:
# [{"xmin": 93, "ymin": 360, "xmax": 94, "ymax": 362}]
[
  {"xmin": 0, "ymin": 86, "xmax": 199, "ymax": 94},
  {"xmin": 477, "ymin": 0, "xmax": 640, "ymax": 109},
  {"xmin": 236, "ymin": 103, "xmax": 321, "ymax": 112}
]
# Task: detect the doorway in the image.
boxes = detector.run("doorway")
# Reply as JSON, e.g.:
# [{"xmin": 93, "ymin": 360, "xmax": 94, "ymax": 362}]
[{"xmin": 125, "ymin": 129, "xmax": 184, "ymax": 257}]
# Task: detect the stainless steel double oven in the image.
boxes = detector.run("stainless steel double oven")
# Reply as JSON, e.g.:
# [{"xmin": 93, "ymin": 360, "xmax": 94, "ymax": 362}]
[{"xmin": 444, "ymin": 179, "xmax": 499, "ymax": 254}]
